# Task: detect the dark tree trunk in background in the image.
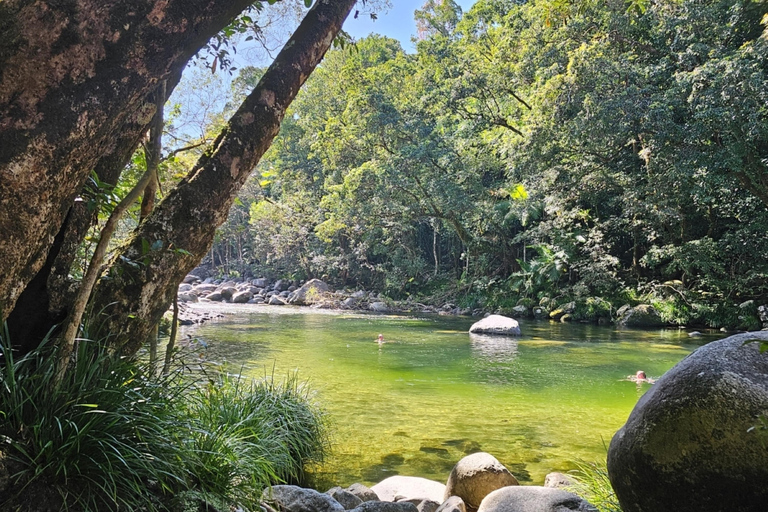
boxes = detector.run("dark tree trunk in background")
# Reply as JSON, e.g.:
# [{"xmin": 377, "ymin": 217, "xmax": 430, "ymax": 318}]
[
  {"xmin": 0, "ymin": 0, "xmax": 255, "ymax": 342},
  {"xmin": 90, "ymin": 0, "xmax": 357, "ymax": 355}
]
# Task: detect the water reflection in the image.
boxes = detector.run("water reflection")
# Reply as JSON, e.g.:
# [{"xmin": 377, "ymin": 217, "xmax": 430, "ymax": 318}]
[{"xmin": 469, "ymin": 333, "xmax": 519, "ymax": 362}]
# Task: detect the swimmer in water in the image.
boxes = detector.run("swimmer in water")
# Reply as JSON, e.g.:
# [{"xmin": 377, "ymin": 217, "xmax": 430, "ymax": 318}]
[
  {"xmin": 628, "ymin": 370, "xmax": 655, "ymax": 384},
  {"xmin": 377, "ymin": 333, "xmax": 385, "ymax": 344}
]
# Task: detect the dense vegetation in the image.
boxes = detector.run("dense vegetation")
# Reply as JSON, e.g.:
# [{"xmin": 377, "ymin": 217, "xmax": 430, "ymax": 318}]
[
  {"xmin": 0, "ymin": 326, "xmax": 328, "ymax": 511},
  {"xmin": 198, "ymin": 0, "xmax": 768, "ymax": 328}
]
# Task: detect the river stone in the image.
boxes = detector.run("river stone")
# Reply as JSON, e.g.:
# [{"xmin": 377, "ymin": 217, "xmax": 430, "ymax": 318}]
[
  {"xmin": 182, "ymin": 274, "xmax": 199, "ymax": 284},
  {"xmin": 351, "ymin": 290, "xmax": 367, "ymax": 299},
  {"xmin": 263, "ymin": 485, "xmax": 345, "ymax": 512},
  {"xmin": 274, "ymin": 279, "xmax": 290, "ymax": 291},
  {"xmin": 253, "ymin": 278, "xmax": 268, "ymax": 287},
  {"xmin": 607, "ymin": 331, "xmax": 768, "ymax": 512},
  {"xmin": 477, "ymin": 486, "xmax": 596, "ymax": 512},
  {"xmin": 205, "ymin": 291, "xmax": 223, "ymax": 301},
  {"xmin": 343, "ymin": 297, "xmax": 359, "ymax": 307},
  {"xmin": 370, "ymin": 301, "xmax": 390, "ymax": 313},
  {"xmin": 351, "ymin": 502, "xmax": 418, "ymax": 512},
  {"xmin": 177, "ymin": 292, "xmax": 197, "ymax": 303},
  {"xmin": 372, "ymin": 476, "xmax": 446, "ymax": 503},
  {"xmin": 436, "ymin": 496, "xmax": 467, "ymax": 512},
  {"xmin": 327, "ymin": 487, "xmax": 364, "ymax": 510},
  {"xmin": 178, "ymin": 283, "xmax": 192, "ymax": 292},
  {"xmin": 617, "ymin": 304, "xmax": 664, "ymax": 328},
  {"xmin": 269, "ymin": 295, "xmax": 286, "ymax": 306},
  {"xmin": 468, "ymin": 315, "xmax": 521, "ymax": 336},
  {"xmin": 290, "ymin": 278, "xmax": 331, "ymax": 305},
  {"xmin": 543, "ymin": 472, "xmax": 574, "ymax": 489},
  {"xmin": 231, "ymin": 291, "xmax": 252, "ymax": 304},
  {"xmin": 444, "ymin": 452, "xmax": 518, "ymax": 510},
  {"xmin": 195, "ymin": 284, "xmax": 218, "ymax": 294},
  {"xmin": 219, "ymin": 286, "xmax": 237, "ymax": 300},
  {"xmin": 342, "ymin": 483, "xmax": 379, "ymax": 502}
]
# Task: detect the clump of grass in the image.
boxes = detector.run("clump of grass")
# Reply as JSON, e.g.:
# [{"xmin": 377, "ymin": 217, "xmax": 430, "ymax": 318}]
[
  {"xmin": 567, "ymin": 460, "xmax": 623, "ymax": 512},
  {"xmin": 178, "ymin": 371, "xmax": 329, "ymax": 510},
  {"xmin": 0, "ymin": 324, "xmax": 183, "ymax": 511},
  {"xmin": 0, "ymin": 324, "xmax": 329, "ymax": 512}
]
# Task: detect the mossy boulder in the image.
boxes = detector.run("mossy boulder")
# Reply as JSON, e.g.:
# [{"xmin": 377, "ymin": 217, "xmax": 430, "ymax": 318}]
[{"xmin": 607, "ymin": 331, "xmax": 768, "ymax": 512}]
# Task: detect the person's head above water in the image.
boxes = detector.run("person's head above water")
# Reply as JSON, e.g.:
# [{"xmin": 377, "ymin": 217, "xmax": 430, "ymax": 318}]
[
  {"xmin": 636, "ymin": 370, "xmax": 647, "ymax": 380},
  {"xmin": 378, "ymin": 334, "xmax": 384, "ymax": 342}
]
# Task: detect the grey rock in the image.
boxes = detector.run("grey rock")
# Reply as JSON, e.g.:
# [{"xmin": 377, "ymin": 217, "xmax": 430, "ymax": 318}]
[
  {"xmin": 616, "ymin": 304, "xmax": 631, "ymax": 317},
  {"xmin": 416, "ymin": 500, "xmax": 440, "ymax": 512},
  {"xmin": 288, "ymin": 285, "xmax": 298, "ymax": 292},
  {"xmin": 549, "ymin": 302, "xmax": 575, "ymax": 321},
  {"xmin": 351, "ymin": 290, "xmax": 367, "ymax": 299},
  {"xmin": 511, "ymin": 305, "xmax": 528, "ymax": 317},
  {"xmin": 343, "ymin": 297, "xmax": 359, "ymax": 308},
  {"xmin": 351, "ymin": 502, "xmax": 418, "ymax": 512},
  {"xmin": 178, "ymin": 283, "xmax": 193, "ymax": 292},
  {"xmin": 543, "ymin": 472, "xmax": 574, "ymax": 489},
  {"xmin": 607, "ymin": 331, "xmax": 768, "ymax": 512},
  {"xmin": 182, "ymin": 274, "xmax": 199, "ymax": 284},
  {"xmin": 468, "ymin": 315, "xmax": 521, "ymax": 336},
  {"xmin": 289, "ymin": 279, "xmax": 331, "ymax": 305},
  {"xmin": 269, "ymin": 295, "xmax": 286, "ymax": 306},
  {"xmin": 688, "ymin": 331, "xmax": 702, "ymax": 337},
  {"xmin": 262, "ymin": 485, "xmax": 344, "ymax": 512},
  {"xmin": 435, "ymin": 496, "xmax": 466, "ymax": 512},
  {"xmin": 327, "ymin": 487, "xmax": 364, "ymax": 510},
  {"xmin": 274, "ymin": 279, "xmax": 290, "ymax": 291},
  {"xmin": 177, "ymin": 292, "xmax": 198, "ymax": 303},
  {"xmin": 231, "ymin": 291, "xmax": 253, "ymax": 304},
  {"xmin": 370, "ymin": 301, "xmax": 390, "ymax": 313},
  {"xmin": 205, "ymin": 291, "xmax": 223, "ymax": 302},
  {"xmin": 372, "ymin": 476, "xmax": 445, "ymax": 503},
  {"xmin": 279, "ymin": 290, "xmax": 291, "ymax": 298},
  {"xmin": 253, "ymin": 278, "xmax": 268, "ymax": 288},
  {"xmin": 758, "ymin": 304, "xmax": 768, "ymax": 323},
  {"xmin": 203, "ymin": 277, "xmax": 215, "ymax": 284},
  {"xmin": 444, "ymin": 452, "xmax": 518, "ymax": 510},
  {"xmin": 617, "ymin": 304, "xmax": 664, "ymax": 328},
  {"xmin": 476, "ymin": 486, "xmax": 596, "ymax": 512},
  {"xmin": 220, "ymin": 287, "xmax": 237, "ymax": 300},
  {"xmin": 346, "ymin": 483, "xmax": 380, "ymax": 502},
  {"xmin": 194, "ymin": 284, "xmax": 218, "ymax": 294}
]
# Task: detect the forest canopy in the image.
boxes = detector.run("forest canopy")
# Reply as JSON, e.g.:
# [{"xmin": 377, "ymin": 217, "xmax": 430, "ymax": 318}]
[{"xmin": 201, "ymin": 0, "xmax": 768, "ymax": 327}]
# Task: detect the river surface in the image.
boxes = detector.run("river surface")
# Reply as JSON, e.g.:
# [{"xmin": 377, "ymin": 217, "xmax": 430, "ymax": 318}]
[{"xmin": 181, "ymin": 304, "xmax": 719, "ymax": 489}]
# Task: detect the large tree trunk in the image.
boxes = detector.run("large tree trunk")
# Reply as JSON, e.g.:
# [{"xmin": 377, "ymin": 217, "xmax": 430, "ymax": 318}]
[
  {"xmin": 90, "ymin": 0, "xmax": 357, "ymax": 355},
  {"xmin": 0, "ymin": 0, "xmax": 255, "ymax": 327}
]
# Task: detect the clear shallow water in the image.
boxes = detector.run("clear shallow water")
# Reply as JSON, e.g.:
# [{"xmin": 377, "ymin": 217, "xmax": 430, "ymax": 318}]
[{"xmin": 181, "ymin": 305, "xmax": 718, "ymax": 489}]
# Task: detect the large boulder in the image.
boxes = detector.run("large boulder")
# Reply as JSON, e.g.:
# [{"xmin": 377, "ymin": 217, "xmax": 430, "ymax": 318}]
[
  {"xmin": 476, "ymin": 486, "xmax": 596, "ymax": 512},
  {"xmin": 617, "ymin": 304, "xmax": 664, "ymax": 328},
  {"xmin": 444, "ymin": 452, "xmax": 519, "ymax": 510},
  {"xmin": 607, "ymin": 331, "xmax": 768, "ymax": 512},
  {"xmin": 371, "ymin": 476, "xmax": 446, "ymax": 503},
  {"xmin": 262, "ymin": 485, "xmax": 345, "ymax": 512},
  {"xmin": 468, "ymin": 315, "xmax": 521, "ymax": 336},
  {"xmin": 269, "ymin": 295, "xmax": 286, "ymax": 306},
  {"xmin": 231, "ymin": 291, "xmax": 253, "ymax": 304},
  {"xmin": 289, "ymin": 278, "xmax": 331, "ymax": 305}
]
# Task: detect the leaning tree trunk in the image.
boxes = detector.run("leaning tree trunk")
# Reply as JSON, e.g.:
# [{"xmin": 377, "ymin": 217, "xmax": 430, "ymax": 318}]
[
  {"xmin": 0, "ymin": 0, "xmax": 256, "ymax": 329},
  {"xmin": 90, "ymin": 0, "xmax": 358, "ymax": 356}
]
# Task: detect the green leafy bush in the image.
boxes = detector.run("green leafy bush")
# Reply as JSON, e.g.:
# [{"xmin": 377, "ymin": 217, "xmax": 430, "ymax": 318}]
[{"xmin": 0, "ymin": 326, "xmax": 329, "ymax": 511}]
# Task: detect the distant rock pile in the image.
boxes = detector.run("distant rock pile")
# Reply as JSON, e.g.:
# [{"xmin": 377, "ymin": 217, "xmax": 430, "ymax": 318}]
[{"xmin": 260, "ymin": 453, "xmax": 595, "ymax": 512}]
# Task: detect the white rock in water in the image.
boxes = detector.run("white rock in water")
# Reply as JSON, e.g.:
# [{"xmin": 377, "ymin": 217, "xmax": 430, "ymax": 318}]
[{"xmin": 469, "ymin": 315, "xmax": 521, "ymax": 336}]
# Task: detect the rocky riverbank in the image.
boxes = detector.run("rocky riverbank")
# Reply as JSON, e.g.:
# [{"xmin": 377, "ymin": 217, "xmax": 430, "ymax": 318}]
[
  {"xmin": 257, "ymin": 452, "xmax": 595, "ymax": 512},
  {"xmin": 174, "ymin": 273, "xmax": 768, "ymax": 331}
]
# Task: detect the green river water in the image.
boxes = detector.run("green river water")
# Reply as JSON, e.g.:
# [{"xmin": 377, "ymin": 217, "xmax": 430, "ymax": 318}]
[{"xmin": 181, "ymin": 304, "xmax": 720, "ymax": 489}]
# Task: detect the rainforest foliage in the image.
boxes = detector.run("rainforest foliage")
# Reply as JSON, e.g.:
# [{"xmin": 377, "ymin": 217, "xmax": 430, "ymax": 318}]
[{"xmin": 191, "ymin": 0, "xmax": 768, "ymax": 326}]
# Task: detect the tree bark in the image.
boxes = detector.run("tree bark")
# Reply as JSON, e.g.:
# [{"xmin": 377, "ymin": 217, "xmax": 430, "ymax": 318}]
[
  {"xmin": 0, "ymin": 0, "xmax": 256, "ymax": 324},
  {"xmin": 90, "ymin": 0, "xmax": 358, "ymax": 355}
]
